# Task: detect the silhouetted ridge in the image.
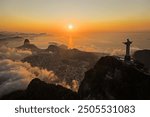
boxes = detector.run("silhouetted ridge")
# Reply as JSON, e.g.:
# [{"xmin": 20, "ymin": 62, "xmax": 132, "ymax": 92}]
[
  {"xmin": 133, "ymin": 49, "xmax": 150, "ymax": 72},
  {"xmin": 24, "ymin": 39, "xmax": 30, "ymax": 45},
  {"xmin": 27, "ymin": 78, "xmax": 79, "ymax": 100},
  {"xmin": 17, "ymin": 39, "xmax": 41, "ymax": 52},
  {"xmin": 1, "ymin": 78, "xmax": 79, "ymax": 100},
  {"xmin": 78, "ymin": 56, "xmax": 150, "ymax": 100},
  {"xmin": 46, "ymin": 45, "xmax": 61, "ymax": 53}
]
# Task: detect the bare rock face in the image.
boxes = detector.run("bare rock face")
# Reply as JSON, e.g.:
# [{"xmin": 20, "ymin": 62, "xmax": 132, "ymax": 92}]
[{"xmin": 78, "ymin": 56, "xmax": 150, "ymax": 100}]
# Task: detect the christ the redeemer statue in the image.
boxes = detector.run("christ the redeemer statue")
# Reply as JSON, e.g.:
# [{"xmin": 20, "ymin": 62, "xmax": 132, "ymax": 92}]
[{"xmin": 123, "ymin": 39, "xmax": 132, "ymax": 61}]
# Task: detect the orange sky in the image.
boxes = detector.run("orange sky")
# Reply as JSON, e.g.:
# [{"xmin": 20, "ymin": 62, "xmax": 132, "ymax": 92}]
[{"xmin": 0, "ymin": 0, "xmax": 150, "ymax": 33}]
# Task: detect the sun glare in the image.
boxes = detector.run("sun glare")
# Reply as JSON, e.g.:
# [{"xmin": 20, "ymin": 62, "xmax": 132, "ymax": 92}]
[{"xmin": 68, "ymin": 24, "xmax": 74, "ymax": 30}]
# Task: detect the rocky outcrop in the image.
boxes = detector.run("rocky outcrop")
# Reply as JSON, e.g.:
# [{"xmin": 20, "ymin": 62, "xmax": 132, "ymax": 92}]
[
  {"xmin": 78, "ymin": 56, "xmax": 150, "ymax": 100},
  {"xmin": 17, "ymin": 44, "xmax": 40, "ymax": 52},
  {"xmin": 1, "ymin": 78, "xmax": 79, "ymax": 100},
  {"xmin": 24, "ymin": 39, "xmax": 30, "ymax": 45},
  {"xmin": 133, "ymin": 49, "xmax": 150, "ymax": 71},
  {"xmin": 17, "ymin": 39, "xmax": 41, "ymax": 53}
]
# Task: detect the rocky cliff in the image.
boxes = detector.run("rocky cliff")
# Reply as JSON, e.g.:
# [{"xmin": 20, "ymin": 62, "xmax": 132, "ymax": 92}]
[{"xmin": 78, "ymin": 56, "xmax": 150, "ymax": 99}]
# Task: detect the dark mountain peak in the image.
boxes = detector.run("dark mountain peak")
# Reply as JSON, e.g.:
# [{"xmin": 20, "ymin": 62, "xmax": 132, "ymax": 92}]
[
  {"xmin": 133, "ymin": 49, "xmax": 150, "ymax": 72},
  {"xmin": 24, "ymin": 39, "xmax": 30, "ymax": 45},
  {"xmin": 1, "ymin": 78, "xmax": 79, "ymax": 100},
  {"xmin": 78, "ymin": 56, "xmax": 150, "ymax": 100},
  {"xmin": 17, "ymin": 39, "xmax": 40, "ymax": 52},
  {"xmin": 94, "ymin": 56, "xmax": 122, "ymax": 69},
  {"xmin": 134, "ymin": 49, "xmax": 150, "ymax": 53},
  {"xmin": 27, "ymin": 78, "xmax": 79, "ymax": 100},
  {"xmin": 46, "ymin": 44, "xmax": 61, "ymax": 53},
  {"xmin": 28, "ymin": 78, "xmax": 43, "ymax": 89}
]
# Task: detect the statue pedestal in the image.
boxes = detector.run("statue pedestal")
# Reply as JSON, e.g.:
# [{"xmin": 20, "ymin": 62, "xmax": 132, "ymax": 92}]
[{"xmin": 124, "ymin": 55, "xmax": 131, "ymax": 61}]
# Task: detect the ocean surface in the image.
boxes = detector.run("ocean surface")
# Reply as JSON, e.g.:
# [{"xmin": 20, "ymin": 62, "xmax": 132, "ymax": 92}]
[{"xmin": 1, "ymin": 32, "xmax": 150, "ymax": 55}]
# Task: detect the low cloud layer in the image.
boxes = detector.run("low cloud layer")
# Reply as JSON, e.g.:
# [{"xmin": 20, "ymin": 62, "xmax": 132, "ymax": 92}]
[
  {"xmin": 0, "ymin": 59, "xmax": 59, "ymax": 97},
  {"xmin": 0, "ymin": 46, "xmax": 59, "ymax": 97},
  {"xmin": 0, "ymin": 46, "xmax": 79, "ymax": 97},
  {"xmin": 0, "ymin": 46, "xmax": 32, "ymax": 60}
]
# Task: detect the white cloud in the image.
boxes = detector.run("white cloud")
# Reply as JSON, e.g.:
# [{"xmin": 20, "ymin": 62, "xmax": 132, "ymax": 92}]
[
  {"xmin": 0, "ymin": 59, "xmax": 59, "ymax": 97},
  {"xmin": 0, "ymin": 45, "xmax": 81, "ymax": 98},
  {"xmin": 0, "ymin": 46, "xmax": 32, "ymax": 60}
]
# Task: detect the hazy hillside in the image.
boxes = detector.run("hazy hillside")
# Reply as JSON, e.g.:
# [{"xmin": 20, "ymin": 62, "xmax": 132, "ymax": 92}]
[{"xmin": 22, "ymin": 45, "xmax": 101, "ymax": 85}]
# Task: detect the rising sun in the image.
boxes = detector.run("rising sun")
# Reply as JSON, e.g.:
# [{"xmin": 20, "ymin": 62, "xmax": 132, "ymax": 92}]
[{"xmin": 68, "ymin": 24, "xmax": 74, "ymax": 30}]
